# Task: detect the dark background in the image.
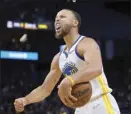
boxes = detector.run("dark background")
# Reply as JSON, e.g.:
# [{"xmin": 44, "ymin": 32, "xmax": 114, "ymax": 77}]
[{"xmin": 0, "ymin": 0, "xmax": 131, "ymax": 114}]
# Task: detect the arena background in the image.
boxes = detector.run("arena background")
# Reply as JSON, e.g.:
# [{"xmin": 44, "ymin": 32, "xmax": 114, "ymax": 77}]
[{"xmin": 0, "ymin": 0, "xmax": 131, "ymax": 114}]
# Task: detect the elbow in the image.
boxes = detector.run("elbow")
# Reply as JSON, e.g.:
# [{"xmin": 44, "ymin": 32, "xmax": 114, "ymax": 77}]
[
  {"xmin": 45, "ymin": 89, "xmax": 51, "ymax": 96},
  {"xmin": 41, "ymin": 84, "xmax": 52, "ymax": 96},
  {"xmin": 87, "ymin": 67, "xmax": 102, "ymax": 77},
  {"xmin": 96, "ymin": 68, "xmax": 102, "ymax": 76}
]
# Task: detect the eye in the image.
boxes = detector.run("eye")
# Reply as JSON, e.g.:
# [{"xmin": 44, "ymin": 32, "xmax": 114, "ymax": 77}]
[{"xmin": 60, "ymin": 15, "xmax": 66, "ymax": 18}]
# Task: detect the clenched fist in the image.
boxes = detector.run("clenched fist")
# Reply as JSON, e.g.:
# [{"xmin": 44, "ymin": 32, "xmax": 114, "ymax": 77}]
[{"xmin": 14, "ymin": 98, "xmax": 26, "ymax": 113}]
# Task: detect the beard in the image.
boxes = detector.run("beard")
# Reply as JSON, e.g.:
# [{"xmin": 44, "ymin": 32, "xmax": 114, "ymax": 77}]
[
  {"xmin": 55, "ymin": 30, "xmax": 68, "ymax": 39},
  {"xmin": 55, "ymin": 24, "xmax": 72, "ymax": 39},
  {"xmin": 55, "ymin": 34, "xmax": 63, "ymax": 39}
]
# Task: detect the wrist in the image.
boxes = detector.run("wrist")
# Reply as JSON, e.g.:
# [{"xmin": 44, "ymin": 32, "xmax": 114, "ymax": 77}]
[
  {"xmin": 23, "ymin": 97, "xmax": 29, "ymax": 106},
  {"xmin": 66, "ymin": 76, "xmax": 75, "ymax": 87}
]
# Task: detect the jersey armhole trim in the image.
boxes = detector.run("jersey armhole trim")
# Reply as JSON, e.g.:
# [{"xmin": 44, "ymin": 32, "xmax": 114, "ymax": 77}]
[
  {"xmin": 75, "ymin": 47, "xmax": 84, "ymax": 60},
  {"xmin": 75, "ymin": 37, "xmax": 85, "ymax": 60}
]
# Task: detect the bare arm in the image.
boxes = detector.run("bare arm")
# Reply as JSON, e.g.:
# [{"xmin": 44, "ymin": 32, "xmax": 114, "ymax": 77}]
[
  {"xmin": 24, "ymin": 53, "xmax": 62, "ymax": 105},
  {"xmin": 57, "ymin": 38, "xmax": 102, "ymax": 106},
  {"xmin": 71, "ymin": 37, "xmax": 102, "ymax": 85}
]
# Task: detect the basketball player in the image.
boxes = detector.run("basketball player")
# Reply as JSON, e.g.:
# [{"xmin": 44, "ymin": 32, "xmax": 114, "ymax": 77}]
[{"xmin": 14, "ymin": 9, "xmax": 120, "ymax": 114}]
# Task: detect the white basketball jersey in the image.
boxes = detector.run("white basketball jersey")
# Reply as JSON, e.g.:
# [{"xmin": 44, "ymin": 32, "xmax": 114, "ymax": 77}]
[{"xmin": 59, "ymin": 35, "xmax": 112, "ymax": 101}]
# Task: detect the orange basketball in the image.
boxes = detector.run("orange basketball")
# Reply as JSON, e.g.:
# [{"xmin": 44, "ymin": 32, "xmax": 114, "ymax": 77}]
[{"xmin": 70, "ymin": 82, "xmax": 92, "ymax": 108}]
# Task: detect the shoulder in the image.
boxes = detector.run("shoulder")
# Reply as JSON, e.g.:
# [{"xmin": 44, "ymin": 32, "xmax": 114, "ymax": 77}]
[
  {"xmin": 53, "ymin": 52, "xmax": 60, "ymax": 63},
  {"xmin": 77, "ymin": 37, "xmax": 100, "ymax": 55},
  {"xmin": 51, "ymin": 52, "xmax": 60, "ymax": 69},
  {"xmin": 80, "ymin": 37, "xmax": 99, "ymax": 47},
  {"xmin": 77, "ymin": 37, "xmax": 100, "ymax": 56}
]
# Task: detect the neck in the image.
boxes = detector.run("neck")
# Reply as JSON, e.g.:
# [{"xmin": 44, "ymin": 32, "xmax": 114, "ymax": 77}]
[{"xmin": 63, "ymin": 30, "xmax": 79, "ymax": 50}]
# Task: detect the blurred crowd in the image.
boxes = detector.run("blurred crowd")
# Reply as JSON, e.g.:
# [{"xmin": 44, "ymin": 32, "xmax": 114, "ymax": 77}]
[
  {"xmin": 104, "ymin": 54, "xmax": 131, "ymax": 114},
  {"xmin": 0, "ymin": 53, "xmax": 130, "ymax": 114},
  {"xmin": 0, "ymin": 60, "xmax": 74, "ymax": 114}
]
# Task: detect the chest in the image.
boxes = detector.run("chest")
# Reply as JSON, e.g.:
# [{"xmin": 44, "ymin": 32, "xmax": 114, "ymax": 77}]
[{"xmin": 59, "ymin": 50, "xmax": 85, "ymax": 76}]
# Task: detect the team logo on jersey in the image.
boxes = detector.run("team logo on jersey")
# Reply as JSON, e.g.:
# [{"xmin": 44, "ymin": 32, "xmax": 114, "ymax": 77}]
[{"xmin": 62, "ymin": 62, "xmax": 78, "ymax": 76}]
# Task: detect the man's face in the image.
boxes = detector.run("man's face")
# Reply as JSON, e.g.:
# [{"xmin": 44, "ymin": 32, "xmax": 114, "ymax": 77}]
[{"xmin": 54, "ymin": 10, "xmax": 76, "ymax": 39}]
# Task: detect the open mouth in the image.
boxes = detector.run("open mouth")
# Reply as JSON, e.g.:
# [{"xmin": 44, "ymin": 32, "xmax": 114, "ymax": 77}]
[
  {"xmin": 56, "ymin": 27, "xmax": 61, "ymax": 32},
  {"xmin": 56, "ymin": 24, "xmax": 61, "ymax": 32}
]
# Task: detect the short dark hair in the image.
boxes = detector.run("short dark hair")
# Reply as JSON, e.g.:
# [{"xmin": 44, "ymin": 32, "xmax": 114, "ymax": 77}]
[{"xmin": 64, "ymin": 9, "xmax": 81, "ymax": 28}]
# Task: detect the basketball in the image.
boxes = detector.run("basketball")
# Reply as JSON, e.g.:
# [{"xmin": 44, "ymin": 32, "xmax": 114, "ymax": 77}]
[{"xmin": 70, "ymin": 82, "xmax": 92, "ymax": 108}]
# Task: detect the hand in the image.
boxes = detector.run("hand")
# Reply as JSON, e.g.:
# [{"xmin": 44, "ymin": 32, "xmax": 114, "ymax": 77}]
[
  {"xmin": 14, "ymin": 97, "xmax": 26, "ymax": 113},
  {"xmin": 58, "ymin": 77, "xmax": 77, "ymax": 107}
]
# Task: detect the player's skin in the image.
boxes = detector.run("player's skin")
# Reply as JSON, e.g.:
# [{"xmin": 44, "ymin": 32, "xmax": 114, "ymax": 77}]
[{"xmin": 14, "ymin": 9, "xmax": 102, "ymax": 113}]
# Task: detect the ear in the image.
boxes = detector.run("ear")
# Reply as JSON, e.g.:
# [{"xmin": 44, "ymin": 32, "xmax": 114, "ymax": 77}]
[{"xmin": 73, "ymin": 20, "xmax": 79, "ymax": 27}]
